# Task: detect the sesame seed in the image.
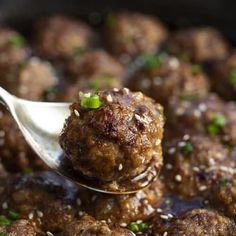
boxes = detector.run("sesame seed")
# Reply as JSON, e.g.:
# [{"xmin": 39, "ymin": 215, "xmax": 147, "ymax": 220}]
[
  {"xmin": 157, "ymin": 208, "xmax": 163, "ymax": 213},
  {"xmin": 175, "ymin": 175, "xmax": 182, "ymax": 182},
  {"xmin": 198, "ymin": 103, "xmax": 207, "ymax": 112},
  {"xmin": 168, "ymin": 147, "xmax": 176, "ymax": 154},
  {"xmin": 74, "ymin": 109, "xmax": 80, "ymax": 117},
  {"xmin": 2, "ymin": 202, "xmax": 8, "ymax": 209},
  {"xmin": 167, "ymin": 213, "xmax": 174, "ymax": 218},
  {"xmin": 36, "ymin": 210, "xmax": 43, "ymax": 218},
  {"xmin": 28, "ymin": 212, "xmax": 34, "ymax": 220},
  {"xmin": 155, "ymin": 139, "xmax": 161, "ymax": 146},
  {"xmin": 120, "ymin": 222, "xmax": 127, "ymax": 227},
  {"xmin": 91, "ymin": 195, "xmax": 97, "ymax": 202},
  {"xmin": 76, "ymin": 198, "xmax": 81, "ymax": 206},
  {"xmin": 113, "ymin": 88, "xmax": 119, "ymax": 92},
  {"xmin": 193, "ymin": 110, "xmax": 201, "ymax": 117},
  {"xmin": 193, "ymin": 167, "xmax": 200, "ymax": 172},
  {"xmin": 199, "ymin": 185, "xmax": 207, "ymax": 191},
  {"xmin": 178, "ymin": 141, "xmax": 186, "ymax": 147},
  {"xmin": 163, "ymin": 232, "xmax": 168, "ymax": 236},
  {"xmin": 141, "ymin": 78, "xmax": 151, "ymax": 89},
  {"xmin": 166, "ymin": 163, "xmax": 173, "ymax": 170},
  {"xmin": 169, "ymin": 57, "xmax": 180, "ymax": 69},
  {"xmin": 160, "ymin": 214, "xmax": 169, "ymax": 220},
  {"xmin": 46, "ymin": 232, "xmax": 54, "ymax": 236},
  {"xmin": 153, "ymin": 77, "xmax": 162, "ymax": 86},
  {"xmin": 78, "ymin": 211, "xmax": 84, "ymax": 216},
  {"xmin": 106, "ymin": 94, "xmax": 113, "ymax": 102},
  {"xmin": 118, "ymin": 164, "xmax": 123, "ymax": 171},
  {"xmin": 183, "ymin": 134, "xmax": 190, "ymax": 141},
  {"xmin": 123, "ymin": 88, "xmax": 129, "ymax": 94}
]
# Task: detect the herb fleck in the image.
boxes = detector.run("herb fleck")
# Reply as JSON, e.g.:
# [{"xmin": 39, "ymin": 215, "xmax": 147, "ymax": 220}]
[
  {"xmin": 128, "ymin": 222, "xmax": 148, "ymax": 233},
  {"xmin": 191, "ymin": 64, "xmax": 203, "ymax": 75},
  {"xmin": 228, "ymin": 69, "xmax": 236, "ymax": 86},
  {"xmin": 142, "ymin": 53, "xmax": 161, "ymax": 70},
  {"xmin": 180, "ymin": 142, "xmax": 193, "ymax": 156},
  {"xmin": 8, "ymin": 210, "xmax": 18, "ymax": 220},
  {"xmin": 219, "ymin": 178, "xmax": 230, "ymax": 186},
  {"xmin": 8, "ymin": 34, "xmax": 25, "ymax": 48},
  {"xmin": 0, "ymin": 216, "xmax": 11, "ymax": 226},
  {"xmin": 207, "ymin": 114, "xmax": 226, "ymax": 135},
  {"xmin": 80, "ymin": 92, "xmax": 101, "ymax": 109}
]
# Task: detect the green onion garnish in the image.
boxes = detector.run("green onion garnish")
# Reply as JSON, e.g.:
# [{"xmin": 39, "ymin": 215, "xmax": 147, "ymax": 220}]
[
  {"xmin": 0, "ymin": 233, "xmax": 6, "ymax": 236},
  {"xmin": 191, "ymin": 64, "xmax": 203, "ymax": 75},
  {"xmin": 23, "ymin": 167, "xmax": 32, "ymax": 175},
  {"xmin": 228, "ymin": 69, "xmax": 236, "ymax": 86},
  {"xmin": 106, "ymin": 14, "xmax": 115, "ymax": 28},
  {"xmin": 207, "ymin": 114, "xmax": 226, "ymax": 135},
  {"xmin": 142, "ymin": 53, "xmax": 161, "ymax": 70},
  {"xmin": 8, "ymin": 210, "xmax": 18, "ymax": 220},
  {"xmin": 0, "ymin": 216, "xmax": 11, "ymax": 226},
  {"xmin": 179, "ymin": 95, "xmax": 195, "ymax": 101},
  {"xmin": 219, "ymin": 178, "xmax": 230, "ymax": 186},
  {"xmin": 128, "ymin": 222, "xmax": 148, "ymax": 233},
  {"xmin": 80, "ymin": 93, "xmax": 101, "ymax": 109},
  {"xmin": 180, "ymin": 142, "xmax": 193, "ymax": 156},
  {"xmin": 8, "ymin": 34, "xmax": 25, "ymax": 48},
  {"xmin": 73, "ymin": 47, "xmax": 86, "ymax": 56}
]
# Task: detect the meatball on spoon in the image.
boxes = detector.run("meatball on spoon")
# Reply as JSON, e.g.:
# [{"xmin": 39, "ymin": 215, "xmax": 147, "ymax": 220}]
[{"xmin": 0, "ymin": 87, "xmax": 164, "ymax": 194}]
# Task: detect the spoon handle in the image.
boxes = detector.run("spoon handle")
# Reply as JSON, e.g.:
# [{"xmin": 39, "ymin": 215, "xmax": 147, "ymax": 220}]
[{"xmin": 0, "ymin": 87, "xmax": 15, "ymax": 110}]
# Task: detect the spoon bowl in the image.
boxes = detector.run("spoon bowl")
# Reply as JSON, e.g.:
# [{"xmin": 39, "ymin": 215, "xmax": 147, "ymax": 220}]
[{"xmin": 0, "ymin": 87, "xmax": 153, "ymax": 194}]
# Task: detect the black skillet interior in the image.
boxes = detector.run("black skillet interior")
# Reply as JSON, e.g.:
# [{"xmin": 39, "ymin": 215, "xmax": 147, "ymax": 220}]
[{"xmin": 0, "ymin": 0, "xmax": 235, "ymax": 43}]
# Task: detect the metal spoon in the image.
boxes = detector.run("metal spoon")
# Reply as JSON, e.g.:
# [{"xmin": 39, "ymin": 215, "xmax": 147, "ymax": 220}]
[{"xmin": 0, "ymin": 87, "xmax": 157, "ymax": 194}]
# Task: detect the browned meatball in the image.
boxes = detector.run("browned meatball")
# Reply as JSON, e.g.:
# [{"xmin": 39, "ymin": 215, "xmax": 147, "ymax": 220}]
[
  {"xmin": 168, "ymin": 94, "xmax": 236, "ymax": 146},
  {"xmin": 0, "ymin": 27, "xmax": 28, "ymax": 71},
  {"xmin": 60, "ymin": 88, "xmax": 164, "ymax": 192},
  {"xmin": 3, "ymin": 57, "xmax": 57, "ymax": 101},
  {"xmin": 167, "ymin": 27, "xmax": 229, "ymax": 63},
  {"xmin": 80, "ymin": 179, "xmax": 164, "ymax": 225},
  {"xmin": 210, "ymin": 51, "xmax": 236, "ymax": 100},
  {"xmin": 104, "ymin": 12, "xmax": 168, "ymax": 60},
  {"xmin": 208, "ymin": 177, "xmax": 236, "ymax": 219},
  {"xmin": 0, "ymin": 107, "xmax": 46, "ymax": 172},
  {"xmin": 0, "ymin": 172, "xmax": 78, "ymax": 233},
  {"xmin": 34, "ymin": 15, "xmax": 93, "ymax": 60},
  {"xmin": 162, "ymin": 134, "xmax": 235, "ymax": 198},
  {"xmin": 0, "ymin": 220, "xmax": 38, "ymax": 236},
  {"xmin": 127, "ymin": 54, "xmax": 209, "ymax": 106},
  {"xmin": 57, "ymin": 50, "xmax": 124, "ymax": 102},
  {"xmin": 157, "ymin": 209, "xmax": 236, "ymax": 236},
  {"xmin": 62, "ymin": 215, "xmax": 134, "ymax": 236}
]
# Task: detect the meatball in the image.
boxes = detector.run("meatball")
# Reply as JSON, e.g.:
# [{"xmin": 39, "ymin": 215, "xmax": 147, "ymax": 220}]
[
  {"xmin": 58, "ymin": 50, "xmax": 124, "ymax": 101},
  {"xmin": 60, "ymin": 88, "xmax": 164, "ymax": 192},
  {"xmin": 104, "ymin": 12, "xmax": 168, "ymax": 60},
  {"xmin": 127, "ymin": 54, "xmax": 209, "ymax": 106},
  {"xmin": 157, "ymin": 209, "xmax": 236, "ymax": 236},
  {"xmin": 0, "ymin": 172, "xmax": 78, "ymax": 233},
  {"xmin": 0, "ymin": 27, "xmax": 28, "ymax": 71},
  {"xmin": 162, "ymin": 134, "xmax": 235, "ymax": 198},
  {"xmin": 167, "ymin": 27, "xmax": 229, "ymax": 63},
  {"xmin": 34, "ymin": 15, "xmax": 93, "ymax": 60},
  {"xmin": 4, "ymin": 57, "xmax": 57, "ymax": 101},
  {"xmin": 167, "ymin": 94, "xmax": 236, "ymax": 146},
  {"xmin": 80, "ymin": 179, "xmax": 164, "ymax": 224},
  {"xmin": 0, "ymin": 107, "xmax": 46, "ymax": 172},
  {"xmin": 63, "ymin": 215, "xmax": 134, "ymax": 236},
  {"xmin": 0, "ymin": 220, "xmax": 38, "ymax": 236},
  {"xmin": 210, "ymin": 51, "xmax": 236, "ymax": 100},
  {"xmin": 208, "ymin": 177, "xmax": 236, "ymax": 219}
]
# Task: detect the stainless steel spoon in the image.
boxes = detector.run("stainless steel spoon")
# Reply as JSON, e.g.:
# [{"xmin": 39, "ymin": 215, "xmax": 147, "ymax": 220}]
[{"xmin": 0, "ymin": 87, "xmax": 156, "ymax": 194}]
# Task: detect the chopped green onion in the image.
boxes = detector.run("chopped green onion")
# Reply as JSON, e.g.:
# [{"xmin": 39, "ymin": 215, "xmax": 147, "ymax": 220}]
[
  {"xmin": 73, "ymin": 47, "xmax": 86, "ymax": 56},
  {"xmin": 228, "ymin": 69, "xmax": 236, "ymax": 86},
  {"xmin": 8, "ymin": 210, "xmax": 18, "ymax": 220},
  {"xmin": 218, "ymin": 178, "xmax": 230, "ymax": 186},
  {"xmin": 23, "ymin": 167, "xmax": 32, "ymax": 175},
  {"xmin": 127, "ymin": 222, "xmax": 148, "ymax": 233},
  {"xmin": 142, "ymin": 53, "xmax": 161, "ymax": 70},
  {"xmin": 8, "ymin": 34, "xmax": 25, "ymax": 48},
  {"xmin": 106, "ymin": 14, "xmax": 115, "ymax": 28},
  {"xmin": 88, "ymin": 76, "xmax": 113, "ymax": 90},
  {"xmin": 0, "ymin": 233, "xmax": 5, "ymax": 236},
  {"xmin": 180, "ymin": 142, "xmax": 193, "ymax": 156},
  {"xmin": 0, "ymin": 216, "xmax": 11, "ymax": 226},
  {"xmin": 179, "ymin": 95, "xmax": 195, "ymax": 101},
  {"xmin": 80, "ymin": 93, "xmax": 101, "ymax": 109},
  {"xmin": 207, "ymin": 114, "xmax": 226, "ymax": 135},
  {"xmin": 191, "ymin": 64, "xmax": 203, "ymax": 75}
]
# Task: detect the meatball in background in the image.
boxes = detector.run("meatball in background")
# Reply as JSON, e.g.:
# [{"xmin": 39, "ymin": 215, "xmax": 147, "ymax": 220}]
[
  {"xmin": 127, "ymin": 54, "xmax": 209, "ymax": 106},
  {"xmin": 104, "ymin": 12, "xmax": 168, "ymax": 61},
  {"xmin": 166, "ymin": 27, "xmax": 229, "ymax": 64},
  {"xmin": 33, "ymin": 15, "xmax": 93, "ymax": 60}
]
